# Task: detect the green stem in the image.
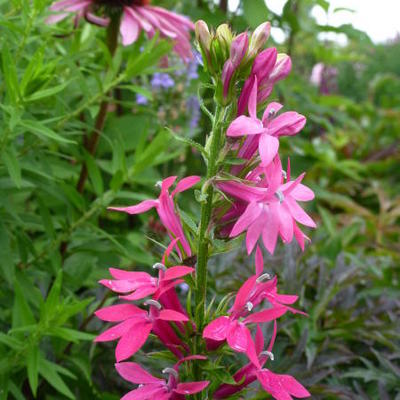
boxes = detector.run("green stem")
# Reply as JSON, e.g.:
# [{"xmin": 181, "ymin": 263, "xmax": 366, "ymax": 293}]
[{"xmin": 195, "ymin": 104, "xmax": 226, "ymax": 329}]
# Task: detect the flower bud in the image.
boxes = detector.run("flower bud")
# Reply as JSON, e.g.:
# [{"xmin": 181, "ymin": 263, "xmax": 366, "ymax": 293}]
[
  {"xmin": 195, "ymin": 20, "xmax": 212, "ymax": 52},
  {"xmin": 249, "ymin": 22, "xmax": 271, "ymax": 56},
  {"xmin": 270, "ymin": 53, "xmax": 292, "ymax": 82},
  {"xmin": 252, "ymin": 47, "xmax": 277, "ymax": 83},
  {"xmin": 230, "ymin": 32, "xmax": 248, "ymax": 68},
  {"xmin": 215, "ymin": 23, "xmax": 232, "ymax": 60},
  {"xmin": 221, "ymin": 59, "xmax": 235, "ymax": 99}
]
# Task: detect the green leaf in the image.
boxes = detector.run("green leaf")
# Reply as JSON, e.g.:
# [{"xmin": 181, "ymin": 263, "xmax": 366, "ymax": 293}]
[
  {"xmin": 85, "ymin": 151, "xmax": 104, "ymax": 195},
  {"xmin": 1, "ymin": 145, "xmax": 22, "ymax": 188},
  {"xmin": 24, "ymin": 81, "xmax": 70, "ymax": 102},
  {"xmin": 39, "ymin": 358, "xmax": 75, "ymax": 400},
  {"xmin": 317, "ymin": 206, "xmax": 337, "ymax": 237},
  {"xmin": 26, "ymin": 347, "xmax": 39, "ymax": 397},
  {"xmin": 19, "ymin": 120, "xmax": 76, "ymax": 144},
  {"xmin": 12, "ymin": 278, "xmax": 36, "ymax": 328},
  {"xmin": 243, "ymin": 0, "xmax": 269, "ymax": 28},
  {"xmin": 1, "ymin": 43, "xmax": 20, "ymax": 104},
  {"xmin": 0, "ymin": 333, "xmax": 23, "ymax": 350},
  {"xmin": 46, "ymin": 327, "xmax": 95, "ymax": 342},
  {"xmin": 43, "ymin": 270, "xmax": 62, "ymax": 319},
  {"xmin": 166, "ymin": 127, "xmax": 208, "ymax": 160}
]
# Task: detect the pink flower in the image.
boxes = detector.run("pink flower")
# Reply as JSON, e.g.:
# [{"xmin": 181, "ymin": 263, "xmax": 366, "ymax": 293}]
[
  {"xmin": 217, "ymin": 157, "xmax": 316, "ymax": 254},
  {"xmin": 228, "ymin": 77, "xmax": 306, "ymax": 167},
  {"xmin": 229, "ymin": 247, "xmax": 304, "ymax": 317},
  {"xmin": 47, "ymin": 0, "xmax": 194, "ymax": 61},
  {"xmin": 214, "ymin": 324, "xmax": 310, "ymax": 400},
  {"xmin": 116, "ymin": 356, "xmax": 209, "ymax": 400},
  {"xmin": 203, "ymin": 273, "xmax": 289, "ymax": 368},
  {"xmin": 109, "ymin": 176, "xmax": 200, "ymax": 259},
  {"xmin": 95, "ymin": 301, "xmax": 188, "ymax": 362}
]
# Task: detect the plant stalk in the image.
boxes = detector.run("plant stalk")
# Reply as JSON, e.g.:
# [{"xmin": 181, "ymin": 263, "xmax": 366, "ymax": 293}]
[{"xmin": 195, "ymin": 104, "xmax": 226, "ymax": 329}]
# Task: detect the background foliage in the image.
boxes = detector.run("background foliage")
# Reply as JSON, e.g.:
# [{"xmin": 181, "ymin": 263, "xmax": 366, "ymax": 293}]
[{"xmin": 0, "ymin": 0, "xmax": 399, "ymax": 399}]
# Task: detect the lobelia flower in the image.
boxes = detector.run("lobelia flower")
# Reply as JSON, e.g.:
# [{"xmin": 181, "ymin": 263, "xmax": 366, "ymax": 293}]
[
  {"xmin": 95, "ymin": 300, "xmax": 188, "ymax": 362},
  {"xmin": 203, "ymin": 269, "xmax": 291, "ymax": 368},
  {"xmin": 228, "ymin": 247, "xmax": 305, "ymax": 317},
  {"xmin": 46, "ymin": 0, "xmax": 194, "ymax": 61},
  {"xmin": 108, "ymin": 176, "xmax": 200, "ymax": 259},
  {"xmin": 115, "ymin": 356, "xmax": 209, "ymax": 400},
  {"xmin": 217, "ymin": 157, "xmax": 316, "ymax": 254},
  {"xmin": 214, "ymin": 324, "xmax": 310, "ymax": 400},
  {"xmin": 228, "ymin": 76, "xmax": 306, "ymax": 167}
]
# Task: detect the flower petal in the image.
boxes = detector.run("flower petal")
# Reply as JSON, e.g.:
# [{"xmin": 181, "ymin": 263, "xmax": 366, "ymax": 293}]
[
  {"xmin": 259, "ymin": 133, "xmax": 279, "ymax": 167},
  {"xmin": 163, "ymin": 266, "xmax": 194, "ymax": 281},
  {"xmin": 108, "ymin": 199, "xmax": 158, "ymax": 215},
  {"xmin": 171, "ymin": 176, "xmax": 201, "ymax": 195},
  {"xmin": 244, "ymin": 307, "xmax": 287, "ymax": 324},
  {"xmin": 230, "ymin": 202, "xmax": 262, "ymax": 237},
  {"xmin": 115, "ymin": 362, "xmax": 164, "ymax": 384},
  {"xmin": 158, "ymin": 309, "xmax": 189, "ymax": 322},
  {"xmin": 95, "ymin": 304, "xmax": 146, "ymax": 322},
  {"xmin": 285, "ymin": 197, "xmax": 316, "ymax": 228},
  {"xmin": 174, "ymin": 381, "xmax": 210, "ymax": 395},
  {"xmin": 202, "ymin": 316, "xmax": 230, "ymax": 341},
  {"xmin": 227, "ymin": 116, "xmax": 264, "ymax": 137}
]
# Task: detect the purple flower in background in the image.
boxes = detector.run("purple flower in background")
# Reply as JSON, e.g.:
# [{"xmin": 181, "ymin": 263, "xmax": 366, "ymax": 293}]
[
  {"xmin": 151, "ymin": 73, "xmax": 175, "ymax": 90},
  {"xmin": 136, "ymin": 94, "xmax": 149, "ymax": 105},
  {"xmin": 187, "ymin": 96, "xmax": 201, "ymax": 134},
  {"xmin": 187, "ymin": 52, "xmax": 201, "ymax": 81}
]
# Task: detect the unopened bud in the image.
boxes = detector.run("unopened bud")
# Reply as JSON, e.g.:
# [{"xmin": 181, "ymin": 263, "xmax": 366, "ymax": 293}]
[
  {"xmin": 215, "ymin": 23, "xmax": 232, "ymax": 60},
  {"xmin": 249, "ymin": 22, "xmax": 271, "ymax": 56},
  {"xmin": 230, "ymin": 32, "xmax": 248, "ymax": 68},
  {"xmin": 195, "ymin": 20, "xmax": 212, "ymax": 51},
  {"xmin": 270, "ymin": 53, "xmax": 292, "ymax": 82},
  {"xmin": 252, "ymin": 48, "xmax": 277, "ymax": 82}
]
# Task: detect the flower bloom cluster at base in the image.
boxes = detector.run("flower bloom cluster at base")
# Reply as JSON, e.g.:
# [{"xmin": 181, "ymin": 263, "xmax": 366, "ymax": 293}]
[{"xmin": 47, "ymin": 0, "xmax": 194, "ymax": 61}]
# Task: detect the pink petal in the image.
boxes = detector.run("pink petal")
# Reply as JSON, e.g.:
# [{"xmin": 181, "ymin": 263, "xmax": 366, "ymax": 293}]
[
  {"xmin": 171, "ymin": 176, "xmax": 201, "ymax": 196},
  {"xmin": 109, "ymin": 268, "xmax": 152, "ymax": 281},
  {"xmin": 248, "ymin": 76, "xmax": 258, "ymax": 119},
  {"xmin": 255, "ymin": 246, "xmax": 264, "ymax": 276},
  {"xmin": 289, "ymin": 184, "xmax": 315, "ymax": 202},
  {"xmin": 227, "ymin": 116, "xmax": 264, "ymax": 137},
  {"xmin": 99, "ymin": 279, "xmax": 149, "ymax": 294},
  {"xmin": 161, "ymin": 176, "xmax": 177, "ymax": 192},
  {"xmin": 115, "ymin": 362, "xmax": 164, "ymax": 384},
  {"xmin": 162, "ymin": 238, "xmax": 180, "ymax": 264},
  {"xmin": 267, "ymin": 320, "xmax": 278, "ymax": 352},
  {"xmin": 268, "ymin": 112, "xmax": 306, "ymax": 137},
  {"xmin": 95, "ymin": 304, "xmax": 146, "ymax": 322},
  {"xmin": 95, "ymin": 319, "xmax": 137, "ymax": 342},
  {"xmin": 255, "ymin": 324, "xmax": 264, "ymax": 355},
  {"xmin": 121, "ymin": 385, "xmax": 167, "ymax": 400},
  {"xmin": 277, "ymin": 203, "xmax": 294, "ymax": 243},
  {"xmin": 163, "ymin": 266, "xmax": 194, "ymax": 281},
  {"xmin": 227, "ymin": 321, "xmax": 249, "ymax": 353},
  {"xmin": 158, "ymin": 309, "xmax": 189, "ymax": 322},
  {"xmin": 217, "ymin": 181, "xmax": 266, "ymax": 203},
  {"xmin": 108, "ymin": 199, "xmax": 158, "ymax": 215},
  {"xmin": 202, "ymin": 316, "xmax": 230, "ymax": 341},
  {"xmin": 174, "ymin": 355, "xmax": 207, "ymax": 369},
  {"xmin": 120, "ymin": 286, "xmax": 157, "ymax": 301},
  {"xmin": 262, "ymin": 207, "xmax": 279, "ymax": 255},
  {"xmin": 120, "ymin": 10, "xmax": 140, "ymax": 46},
  {"xmin": 154, "ymin": 279, "xmax": 184, "ymax": 299},
  {"xmin": 281, "ymin": 374, "xmax": 311, "ymax": 398},
  {"xmin": 252, "ymin": 48, "xmax": 278, "ymax": 82},
  {"xmin": 174, "ymin": 381, "xmax": 209, "ymax": 395},
  {"xmin": 274, "ymin": 294, "xmax": 298, "ymax": 305},
  {"xmin": 262, "ymin": 102, "xmax": 284, "ymax": 125},
  {"xmin": 294, "ymin": 223, "xmax": 306, "ymax": 251},
  {"xmin": 259, "ymin": 133, "xmax": 279, "ymax": 167},
  {"xmin": 246, "ymin": 215, "xmax": 266, "ymax": 254},
  {"xmin": 116, "ymin": 321, "xmax": 152, "ymax": 361},
  {"xmin": 244, "ymin": 307, "xmax": 287, "ymax": 324},
  {"xmin": 232, "ymin": 275, "xmax": 258, "ymax": 312},
  {"xmin": 285, "ymin": 197, "xmax": 316, "ymax": 228},
  {"xmin": 230, "ymin": 202, "xmax": 262, "ymax": 237}
]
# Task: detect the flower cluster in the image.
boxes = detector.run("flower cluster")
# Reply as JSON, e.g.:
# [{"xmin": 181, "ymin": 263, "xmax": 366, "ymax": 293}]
[{"xmin": 92, "ymin": 17, "xmax": 315, "ymax": 400}]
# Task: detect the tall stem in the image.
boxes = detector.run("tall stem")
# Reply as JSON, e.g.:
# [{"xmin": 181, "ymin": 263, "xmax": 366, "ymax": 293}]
[
  {"xmin": 195, "ymin": 104, "xmax": 226, "ymax": 329},
  {"xmin": 76, "ymin": 15, "xmax": 120, "ymax": 194}
]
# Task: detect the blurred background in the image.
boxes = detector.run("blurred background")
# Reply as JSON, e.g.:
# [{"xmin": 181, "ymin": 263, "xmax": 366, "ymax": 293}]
[{"xmin": 0, "ymin": 0, "xmax": 399, "ymax": 399}]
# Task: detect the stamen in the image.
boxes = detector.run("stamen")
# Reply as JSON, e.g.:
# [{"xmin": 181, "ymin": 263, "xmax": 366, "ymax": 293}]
[
  {"xmin": 256, "ymin": 273, "xmax": 273, "ymax": 283},
  {"xmin": 144, "ymin": 299, "xmax": 162, "ymax": 310},
  {"xmin": 162, "ymin": 368, "xmax": 179, "ymax": 379},
  {"xmin": 155, "ymin": 181, "xmax": 162, "ymax": 188},
  {"xmin": 153, "ymin": 263, "xmax": 166, "ymax": 271},
  {"xmin": 260, "ymin": 351, "xmax": 274, "ymax": 361},
  {"xmin": 282, "ymin": 170, "xmax": 287, "ymax": 180},
  {"xmin": 268, "ymin": 108, "xmax": 276, "ymax": 117},
  {"xmin": 275, "ymin": 190, "xmax": 284, "ymax": 203},
  {"xmin": 246, "ymin": 302, "xmax": 254, "ymax": 311}
]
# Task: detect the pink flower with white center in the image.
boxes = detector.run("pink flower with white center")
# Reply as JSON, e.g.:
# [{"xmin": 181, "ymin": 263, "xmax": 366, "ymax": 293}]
[
  {"xmin": 115, "ymin": 356, "xmax": 209, "ymax": 400},
  {"xmin": 217, "ymin": 157, "xmax": 316, "ymax": 254},
  {"xmin": 228, "ymin": 76, "xmax": 306, "ymax": 167},
  {"xmin": 109, "ymin": 176, "xmax": 200, "ymax": 259},
  {"xmin": 95, "ymin": 300, "xmax": 188, "ymax": 362},
  {"xmin": 215, "ymin": 324, "xmax": 310, "ymax": 400},
  {"xmin": 46, "ymin": 0, "xmax": 194, "ymax": 61},
  {"xmin": 228, "ymin": 247, "xmax": 304, "ymax": 317}
]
